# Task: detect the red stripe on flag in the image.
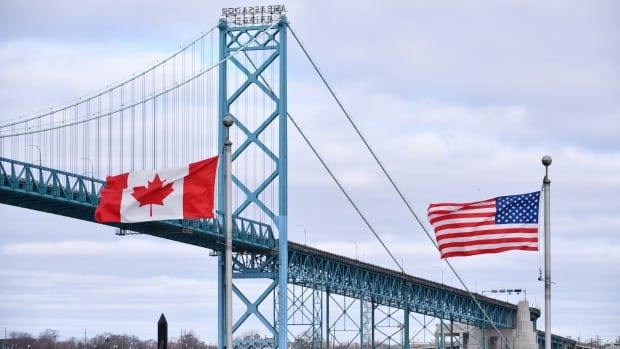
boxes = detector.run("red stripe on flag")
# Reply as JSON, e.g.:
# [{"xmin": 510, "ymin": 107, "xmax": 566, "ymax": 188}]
[
  {"xmin": 183, "ymin": 156, "xmax": 218, "ymax": 219},
  {"xmin": 441, "ymin": 245, "xmax": 538, "ymax": 258},
  {"xmin": 438, "ymin": 237, "xmax": 539, "ymax": 250},
  {"xmin": 427, "ymin": 204, "xmax": 496, "ymax": 215},
  {"xmin": 428, "ymin": 212, "xmax": 495, "ymax": 225},
  {"xmin": 432, "ymin": 220, "xmax": 496, "ymax": 232},
  {"xmin": 436, "ymin": 227, "xmax": 539, "ymax": 241},
  {"xmin": 427, "ymin": 199, "xmax": 495, "ymax": 209},
  {"xmin": 95, "ymin": 172, "xmax": 128, "ymax": 223}
]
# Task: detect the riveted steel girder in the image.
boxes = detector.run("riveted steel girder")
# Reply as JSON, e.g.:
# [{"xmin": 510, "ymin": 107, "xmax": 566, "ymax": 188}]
[{"xmin": 288, "ymin": 242, "xmax": 541, "ymax": 329}]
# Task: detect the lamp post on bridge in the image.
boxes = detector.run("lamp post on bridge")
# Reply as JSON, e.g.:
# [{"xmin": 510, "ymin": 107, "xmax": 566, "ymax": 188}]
[
  {"xmin": 297, "ymin": 224, "xmax": 307, "ymax": 245},
  {"xmin": 28, "ymin": 144, "xmax": 42, "ymax": 165},
  {"xmin": 433, "ymin": 266, "xmax": 444, "ymax": 284},
  {"xmin": 80, "ymin": 157, "xmax": 95, "ymax": 177},
  {"xmin": 347, "ymin": 240, "xmax": 358, "ymax": 260}
]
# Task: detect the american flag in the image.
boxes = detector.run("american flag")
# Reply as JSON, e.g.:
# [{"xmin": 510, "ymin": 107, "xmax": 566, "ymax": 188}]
[{"xmin": 427, "ymin": 191, "xmax": 540, "ymax": 258}]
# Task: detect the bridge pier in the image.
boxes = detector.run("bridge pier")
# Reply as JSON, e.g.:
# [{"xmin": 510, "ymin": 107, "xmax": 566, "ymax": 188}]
[{"xmin": 434, "ymin": 300, "xmax": 537, "ymax": 349}]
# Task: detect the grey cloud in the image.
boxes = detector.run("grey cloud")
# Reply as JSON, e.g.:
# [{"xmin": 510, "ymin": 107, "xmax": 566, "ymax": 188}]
[{"xmin": 1, "ymin": 0, "xmax": 619, "ymax": 343}]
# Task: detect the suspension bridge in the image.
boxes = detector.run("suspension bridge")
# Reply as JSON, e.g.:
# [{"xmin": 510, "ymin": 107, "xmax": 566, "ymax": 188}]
[{"xmin": 0, "ymin": 11, "xmax": 551, "ymax": 349}]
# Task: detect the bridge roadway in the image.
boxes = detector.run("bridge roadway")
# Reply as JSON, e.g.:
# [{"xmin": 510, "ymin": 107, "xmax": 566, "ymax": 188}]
[{"xmin": 0, "ymin": 156, "xmax": 540, "ymax": 328}]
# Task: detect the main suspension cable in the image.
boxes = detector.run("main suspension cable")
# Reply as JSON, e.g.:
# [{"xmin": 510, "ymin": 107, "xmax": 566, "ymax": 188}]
[
  {"xmin": 0, "ymin": 21, "xmax": 279, "ymax": 138},
  {"xmin": 239, "ymin": 50, "xmax": 405, "ymax": 273},
  {"xmin": 0, "ymin": 26, "xmax": 219, "ymax": 128},
  {"xmin": 288, "ymin": 23, "xmax": 513, "ymax": 349}
]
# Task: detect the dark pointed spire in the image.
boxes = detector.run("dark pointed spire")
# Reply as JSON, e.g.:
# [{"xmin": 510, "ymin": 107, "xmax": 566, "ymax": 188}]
[{"xmin": 158, "ymin": 313, "xmax": 167, "ymax": 349}]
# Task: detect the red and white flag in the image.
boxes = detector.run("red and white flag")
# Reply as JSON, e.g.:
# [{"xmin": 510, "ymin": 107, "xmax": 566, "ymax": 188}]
[
  {"xmin": 95, "ymin": 156, "xmax": 218, "ymax": 223},
  {"xmin": 427, "ymin": 192, "xmax": 540, "ymax": 258}
]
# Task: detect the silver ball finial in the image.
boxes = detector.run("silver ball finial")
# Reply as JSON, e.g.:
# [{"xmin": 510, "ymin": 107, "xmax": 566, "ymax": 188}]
[
  {"xmin": 541, "ymin": 155, "xmax": 552, "ymax": 167},
  {"xmin": 223, "ymin": 115, "xmax": 234, "ymax": 128}
]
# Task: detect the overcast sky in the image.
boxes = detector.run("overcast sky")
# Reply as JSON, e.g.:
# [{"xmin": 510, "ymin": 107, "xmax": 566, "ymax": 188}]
[{"xmin": 1, "ymin": 0, "xmax": 619, "ymax": 344}]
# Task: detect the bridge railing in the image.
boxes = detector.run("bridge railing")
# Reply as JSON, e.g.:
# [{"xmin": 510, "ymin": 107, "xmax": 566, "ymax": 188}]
[
  {"xmin": 0, "ymin": 156, "xmax": 104, "ymax": 204},
  {"xmin": 0, "ymin": 157, "xmax": 276, "ymax": 250}
]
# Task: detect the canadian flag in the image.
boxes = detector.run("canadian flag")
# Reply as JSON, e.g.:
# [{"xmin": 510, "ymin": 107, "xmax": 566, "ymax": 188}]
[{"xmin": 95, "ymin": 156, "xmax": 218, "ymax": 223}]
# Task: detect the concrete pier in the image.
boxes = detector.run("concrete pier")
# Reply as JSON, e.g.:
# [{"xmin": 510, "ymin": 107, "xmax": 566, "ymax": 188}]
[{"xmin": 435, "ymin": 300, "xmax": 536, "ymax": 348}]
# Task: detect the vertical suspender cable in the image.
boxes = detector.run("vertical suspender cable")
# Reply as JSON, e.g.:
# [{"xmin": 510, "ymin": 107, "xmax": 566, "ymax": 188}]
[
  {"xmin": 120, "ymin": 86, "xmax": 124, "ymax": 172},
  {"xmin": 201, "ymin": 38, "xmax": 205, "ymax": 158},
  {"xmin": 11, "ymin": 125, "xmax": 15, "ymax": 160},
  {"xmin": 23, "ymin": 121, "xmax": 28, "ymax": 163},
  {"xmin": 172, "ymin": 57, "xmax": 177, "ymax": 166},
  {"xmin": 192, "ymin": 43, "xmax": 196, "ymax": 161},
  {"xmin": 56, "ymin": 114, "xmax": 60, "ymax": 169},
  {"xmin": 208, "ymin": 33, "xmax": 213, "ymax": 157},
  {"xmin": 108, "ymin": 91, "xmax": 113, "ymax": 175},
  {"xmin": 142, "ymin": 75, "xmax": 146, "ymax": 170},
  {"xmin": 62, "ymin": 109, "xmax": 67, "ymax": 170},
  {"xmin": 38, "ymin": 117, "xmax": 42, "ymax": 165},
  {"xmin": 182, "ymin": 50, "xmax": 186, "ymax": 163},
  {"xmin": 131, "ymin": 78, "xmax": 136, "ymax": 171},
  {"xmin": 97, "ymin": 96, "xmax": 101, "ymax": 178},
  {"xmin": 163, "ymin": 62, "xmax": 167, "ymax": 167},
  {"xmin": 73, "ymin": 106, "xmax": 78, "ymax": 172},
  {"xmin": 42, "ymin": 117, "xmax": 47, "ymax": 167},
  {"xmin": 152, "ymin": 68, "xmax": 157, "ymax": 169},
  {"xmin": 85, "ymin": 102, "xmax": 90, "ymax": 173}
]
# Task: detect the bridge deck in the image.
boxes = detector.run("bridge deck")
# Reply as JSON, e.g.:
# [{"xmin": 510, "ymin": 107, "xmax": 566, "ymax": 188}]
[
  {"xmin": 0, "ymin": 157, "xmax": 276, "ymax": 251},
  {"xmin": 0, "ymin": 157, "xmax": 540, "ymax": 328},
  {"xmin": 289, "ymin": 242, "xmax": 540, "ymax": 328}
]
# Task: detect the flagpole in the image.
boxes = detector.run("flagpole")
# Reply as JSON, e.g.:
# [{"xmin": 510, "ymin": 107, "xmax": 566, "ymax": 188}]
[
  {"xmin": 542, "ymin": 155, "xmax": 552, "ymax": 349},
  {"xmin": 223, "ymin": 115, "xmax": 234, "ymax": 349}
]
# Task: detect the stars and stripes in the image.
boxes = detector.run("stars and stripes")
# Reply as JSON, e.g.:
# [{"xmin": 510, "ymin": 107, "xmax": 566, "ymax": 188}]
[{"xmin": 427, "ymin": 191, "xmax": 540, "ymax": 258}]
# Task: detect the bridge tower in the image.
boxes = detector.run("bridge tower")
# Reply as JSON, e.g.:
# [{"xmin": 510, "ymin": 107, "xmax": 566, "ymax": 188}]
[{"xmin": 217, "ymin": 15, "xmax": 288, "ymax": 349}]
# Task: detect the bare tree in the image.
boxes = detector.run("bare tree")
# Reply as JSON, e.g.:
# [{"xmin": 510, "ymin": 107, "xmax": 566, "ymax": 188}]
[
  {"xmin": 178, "ymin": 331, "xmax": 204, "ymax": 349},
  {"xmin": 39, "ymin": 329, "xmax": 60, "ymax": 349},
  {"xmin": 9, "ymin": 331, "xmax": 37, "ymax": 348}
]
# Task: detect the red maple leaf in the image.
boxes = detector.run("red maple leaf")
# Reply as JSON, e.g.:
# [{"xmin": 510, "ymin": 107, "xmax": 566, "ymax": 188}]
[{"xmin": 131, "ymin": 174, "xmax": 175, "ymax": 217}]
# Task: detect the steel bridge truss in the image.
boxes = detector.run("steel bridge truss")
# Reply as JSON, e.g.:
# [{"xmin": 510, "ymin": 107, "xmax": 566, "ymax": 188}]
[
  {"xmin": 287, "ymin": 243, "xmax": 527, "ymax": 330},
  {"xmin": 287, "ymin": 285, "xmax": 322, "ymax": 349},
  {"xmin": 0, "ymin": 156, "xmax": 275, "ymax": 251}
]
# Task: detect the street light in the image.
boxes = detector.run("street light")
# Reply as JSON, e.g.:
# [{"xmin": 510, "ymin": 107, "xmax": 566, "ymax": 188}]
[
  {"xmin": 347, "ymin": 240, "xmax": 358, "ymax": 260},
  {"xmin": 296, "ymin": 224, "xmax": 307, "ymax": 245},
  {"xmin": 28, "ymin": 144, "xmax": 42, "ymax": 165},
  {"xmin": 433, "ymin": 266, "xmax": 444, "ymax": 284},
  {"xmin": 80, "ymin": 157, "xmax": 95, "ymax": 177}
]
